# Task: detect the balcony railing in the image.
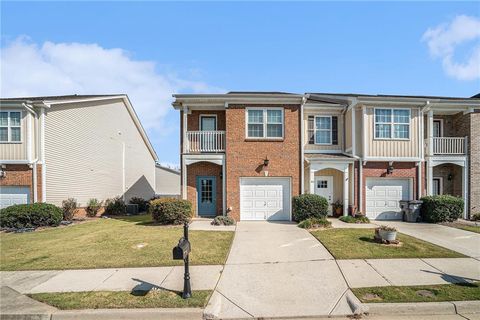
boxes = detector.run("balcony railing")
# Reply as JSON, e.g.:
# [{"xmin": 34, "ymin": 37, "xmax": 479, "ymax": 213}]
[
  {"xmin": 186, "ymin": 131, "xmax": 225, "ymax": 153},
  {"xmin": 426, "ymin": 137, "xmax": 467, "ymax": 155}
]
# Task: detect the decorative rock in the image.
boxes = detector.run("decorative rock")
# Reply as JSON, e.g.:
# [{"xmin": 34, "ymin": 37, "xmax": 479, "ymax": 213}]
[{"xmin": 416, "ymin": 289, "xmax": 435, "ymax": 298}]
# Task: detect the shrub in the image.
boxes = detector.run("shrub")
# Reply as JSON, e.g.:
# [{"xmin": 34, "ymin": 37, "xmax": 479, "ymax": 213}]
[
  {"xmin": 211, "ymin": 216, "xmax": 236, "ymax": 226},
  {"xmin": 377, "ymin": 225, "xmax": 397, "ymax": 232},
  {"xmin": 149, "ymin": 198, "xmax": 192, "ymax": 225},
  {"xmin": 339, "ymin": 215, "xmax": 370, "ymax": 224},
  {"xmin": 0, "ymin": 203, "xmax": 63, "ymax": 229},
  {"xmin": 86, "ymin": 198, "xmax": 102, "ymax": 217},
  {"xmin": 471, "ymin": 213, "xmax": 480, "ymax": 221},
  {"xmin": 420, "ymin": 195, "xmax": 464, "ymax": 223},
  {"xmin": 104, "ymin": 197, "xmax": 127, "ymax": 216},
  {"xmin": 129, "ymin": 197, "xmax": 149, "ymax": 212},
  {"xmin": 292, "ymin": 194, "xmax": 328, "ymax": 222},
  {"xmin": 297, "ymin": 217, "xmax": 331, "ymax": 229},
  {"xmin": 61, "ymin": 198, "xmax": 78, "ymax": 221}
]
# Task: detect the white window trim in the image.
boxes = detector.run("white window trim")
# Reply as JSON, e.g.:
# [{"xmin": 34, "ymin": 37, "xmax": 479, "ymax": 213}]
[
  {"xmin": 0, "ymin": 110, "xmax": 23, "ymax": 144},
  {"xmin": 314, "ymin": 115, "xmax": 332, "ymax": 145},
  {"xmin": 433, "ymin": 119, "xmax": 444, "ymax": 137},
  {"xmin": 245, "ymin": 107, "xmax": 284, "ymax": 139},
  {"xmin": 374, "ymin": 107, "xmax": 411, "ymax": 141},
  {"xmin": 199, "ymin": 114, "xmax": 218, "ymax": 131}
]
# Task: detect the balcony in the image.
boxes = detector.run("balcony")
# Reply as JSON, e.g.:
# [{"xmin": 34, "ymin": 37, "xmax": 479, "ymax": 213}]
[
  {"xmin": 185, "ymin": 131, "xmax": 225, "ymax": 153},
  {"xmin": 426, "ymin": 137, "xmax": 467, "ymax": 155}
]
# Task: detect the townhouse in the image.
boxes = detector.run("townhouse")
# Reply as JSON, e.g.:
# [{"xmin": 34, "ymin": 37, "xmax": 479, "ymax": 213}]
[
  {"xmin": 173, "ymin": 92, "xmax": 479, "ymax": 221},
  {"xmin": 0, "ymin": 95, "xmax": 158, "ymax": 209}
]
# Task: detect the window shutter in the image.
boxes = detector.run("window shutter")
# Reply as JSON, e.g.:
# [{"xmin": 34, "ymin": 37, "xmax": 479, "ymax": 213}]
[
  {"xmin": 308, "ymin": 116, "xmax": 314, "ymax": 144},
  {"xmin": 332, "ymin": 116, "xmax": 338, "ymax": 145}
]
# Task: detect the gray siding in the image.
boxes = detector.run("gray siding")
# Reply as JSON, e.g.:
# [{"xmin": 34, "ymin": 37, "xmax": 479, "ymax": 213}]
[{"xmin": 155, "ymin": 166, "xmax": 180, "ymax": 195}]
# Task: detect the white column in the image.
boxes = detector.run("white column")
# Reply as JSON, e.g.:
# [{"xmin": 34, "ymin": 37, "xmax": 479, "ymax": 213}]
[
  {"xmin": 427, "ymin": 110, "xmax": 434, "ymax": 156},
  {"xmin": 417, "ymin": 161, "xmax": 422, "ymax": 199},
  {"xmin": 39, "ymin": 108, "xmax": 46, "ymax": 202},
  {"xmin": 182, "ymin": 106, "xmax": 188, "ymax": 153},
  {"xmin": 310, "ymin": 168, "xmax": 315, "ymax": 194},
  {"xmin": 427, "ymin": 161, "xmax": 433, "ymax": 195},
  {"xmin": 343, "ymin": 167, "xmax": 349, "ymax": 217},
  {"xmin": 358, "ymin": 161, "xmax": 363, "ymax": 214},
  {"xmin": 182, "ymin": 157, "xmax": 187, "ymax": 200},
  {"xmin": 463, "ymin": 163, "xmax": 468, "ymax": 219},
  {"xmin": 222, "ymin": 156, "xmax": 226, "ymax": 216}
]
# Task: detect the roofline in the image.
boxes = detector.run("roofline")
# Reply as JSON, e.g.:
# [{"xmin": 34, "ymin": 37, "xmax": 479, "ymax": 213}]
[
  {"xmin": 1, "ymin": 95, "xmax": 158, "ymax": 161},
  {"xmin": 155, "ymin": 163, "xmax": 180, "ymax": 175},
  {"xmin": 172, "ymin": 93, "xmax": 304, "ymax": 109}
]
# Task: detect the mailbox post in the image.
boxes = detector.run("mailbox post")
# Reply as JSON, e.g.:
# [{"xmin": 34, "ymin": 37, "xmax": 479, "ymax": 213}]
[{"xmin": 172, "ymin": 222, "xmax": 192, "ymax": 299}]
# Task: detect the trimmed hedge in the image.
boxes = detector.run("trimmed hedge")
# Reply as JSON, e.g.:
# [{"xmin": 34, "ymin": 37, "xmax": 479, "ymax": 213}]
[
  {"xmin": 292, "ymin": 194, "xmax": 328, "ymax": 222},
  {"xmin": 339, "ymin": 215, "xmax": 370, "ymax": 224},
  {"xmin": 104, "ymin": 197, "xmax": 127, "ymax": 216},
  {"xmin": 420, "ymin": 195, "xmax": 464, "ymax": 223},
  {"xmin": 0, "ymin": 203, "xmax": 63, "ymax": 229},
  {"xmin": 297, "ymin": 217, "xmax": 331, "ymax": 229},
  {"xmin": 149, "ymin": 198, "xmax": 193, "ymax": 225},
  {"xmin": 211, "ymin": 216, "xmax": 236, "ymax": 226}
]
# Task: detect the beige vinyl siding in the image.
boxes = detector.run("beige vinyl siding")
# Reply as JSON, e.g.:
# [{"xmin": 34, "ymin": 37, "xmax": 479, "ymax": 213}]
[
  {"xmin": 365, "ymin": 107, "xmax": 420, "ymax": 158},
  {"xmin": 155, "ymin": 167, "xmax": 180, "ymax": 195},
  {"xmin": 303, "ymin": 110, "xmax": 344, "ymax": 152},
  {"xmin": 355, "ymin": 107, "xmax": 363, "ymax": 157},
  {"xmin": 345, "ymin": 109, "xmax": 352, "ymax": 150},
  {"xmin": 44, "ymin": 99, "xmax": 155, "ymax": 206},
  {"xmin": 0, "ymin": 109, "xmax": 30, "ymax": 161},
  {"xmin": 304, "ymin": 166, "xmax": 353, "ymax": 205}
]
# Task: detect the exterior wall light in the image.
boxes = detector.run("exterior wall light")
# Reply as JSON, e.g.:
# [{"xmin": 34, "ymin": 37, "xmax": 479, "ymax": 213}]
[
  {"xmin": 448, "ymin": 173, "xmax": 453, "ymax": 181},
  {"xmin": 263, "ymin": 157, "xmax": 269, "ymax": 167},
  {"xmin": 387, "ymin": 165, "xmax": 394, "ymax": 175}
]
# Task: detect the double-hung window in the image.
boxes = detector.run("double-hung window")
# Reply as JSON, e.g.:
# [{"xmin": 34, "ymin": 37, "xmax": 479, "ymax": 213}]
[
  {"xmin": 246, "ymin": 108, "xmax": 283, "ymax": 139},
  {"xmin": 0, "ymin": 111, "xmax": 22, "ymax": 142},
  {"xmin": 315, "ymin": 116, "xmax": 332, "ymax": 144},
  {"xmin": 374, "ymin": 108, "xmax": 410, "ymax": 140}
]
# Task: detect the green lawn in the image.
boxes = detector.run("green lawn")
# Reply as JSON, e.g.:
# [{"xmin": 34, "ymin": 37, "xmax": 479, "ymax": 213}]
[
  {"xmin": 452, "ymin": 225, "xmax": 480, "ymax": 234},
  {"xmin": 310, "ymin": 228, "xmax": 464, "ymax": 259},
  {"xmin": 29, "ymin": 290, "xmax": 211, "ymax": 309},
  {"xmin": 353, "ymin": 282, "xmax": 480, "ymax": 303},
  {"xmin": 0, "ymin": 215, "xmax": 234, "ymax": 271}
]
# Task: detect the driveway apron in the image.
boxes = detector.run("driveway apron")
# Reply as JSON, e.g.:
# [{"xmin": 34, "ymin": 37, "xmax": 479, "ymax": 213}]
[{"xmin": 204, "ymin": 222, "xmax": 353, "ymax": 319}]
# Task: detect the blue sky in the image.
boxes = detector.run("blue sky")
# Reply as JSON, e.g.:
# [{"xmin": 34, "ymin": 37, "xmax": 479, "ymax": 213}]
[{"xmin": 1, "ymin": 1, "xmax": 479, "ymax": 166}]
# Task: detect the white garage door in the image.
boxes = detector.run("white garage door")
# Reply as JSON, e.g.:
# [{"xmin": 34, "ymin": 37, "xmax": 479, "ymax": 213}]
[
  {"xmin": 366, "ymin": 178, "xmax": 410, "ymax": 220},
  {"xmin": 240, "ymin": 178, "xmax": 291, "ymax": 221},
  {"xmin": 0, "ymin": 186, "xmax": 30, "ymax": 209}
]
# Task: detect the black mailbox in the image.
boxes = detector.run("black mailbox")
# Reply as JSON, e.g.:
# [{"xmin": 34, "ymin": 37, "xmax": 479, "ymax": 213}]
[{"xmin": 173, "ymin": 237, "xmax": 191, "ymax": 260}]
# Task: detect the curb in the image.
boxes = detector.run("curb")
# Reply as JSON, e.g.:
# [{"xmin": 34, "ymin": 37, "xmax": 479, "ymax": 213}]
[
  {"xmin": 365, "ymin": 300, "xmax": 480, "ymax": 316},
  {"xmin": 1, "ymin": 308, "xmax": 203, "ymax": 320}
]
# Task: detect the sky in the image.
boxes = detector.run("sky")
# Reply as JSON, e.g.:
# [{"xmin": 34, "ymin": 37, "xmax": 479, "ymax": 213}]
[{"xmin": 1, "ymin": 1, "xmax": 480, "ymax": 167}]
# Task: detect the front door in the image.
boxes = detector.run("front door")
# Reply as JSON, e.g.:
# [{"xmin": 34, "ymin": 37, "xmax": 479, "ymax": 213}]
[
  {"xmin": 315, "ymin": 176, "xmax": 333, "ymax": 213},
  {"xmin": 196, "ymin": 176, "xmax": 217, "ymax": 216}
]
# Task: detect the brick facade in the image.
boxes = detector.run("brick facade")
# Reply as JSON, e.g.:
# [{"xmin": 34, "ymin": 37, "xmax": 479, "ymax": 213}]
[
  {"xmin": 225, "ymin": 104, "xmax": 301, "ymax": 221},
  {"xmin": 0, "ymin": 164, "xmax": 42, "ymax": 203},
  {"xmin": 361, "ymin": 162, "xmax": 418, "ymax": 214},
  {"xmin": 186, "ymin": 161, "xmax": 223, "ymax": 216},
  {"xmin": 187, "ymin": 110, "xmax": 226, "ymax": 131}
]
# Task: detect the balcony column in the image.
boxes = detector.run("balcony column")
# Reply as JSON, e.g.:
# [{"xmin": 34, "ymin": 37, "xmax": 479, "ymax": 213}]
[
  {"xmin": 343, "ymin": 167, "xmax": 349, "ymax": 217},
  {"xmin": 427, "ymin": 110, "xmax": 434, "ymax": 156},
  {"xmin": 182, "ymin": 106, "xmax": 188, "ymax": 153},
  {"xmin": 310, "ymin": 168, "xmax": 315, "ymax": 194},
  {"xmin": 462, "ymin": 162, "xmax": 468, "ymax": 219}
]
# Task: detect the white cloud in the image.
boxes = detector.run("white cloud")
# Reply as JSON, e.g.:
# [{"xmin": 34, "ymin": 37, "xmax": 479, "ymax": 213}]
[
  {"xmin": 0, "ymin": 37, "xmax": 222, "ymax": 133},
  {"xmin": 422, "ymin": 15, "xmax": 480, "ymax": 81}
]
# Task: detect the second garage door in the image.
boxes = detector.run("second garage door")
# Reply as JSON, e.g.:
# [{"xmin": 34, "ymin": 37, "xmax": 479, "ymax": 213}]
[
  {"xmin": 366, "ymin": 178, "xmax": 411, "ymax": 220},
  {"xmin": 0, "ymin": 186, "xmax": 30, "ymax": 209},
  {"xmin": 240, "ymin": 177, "xmax": 291, "ymax": 221}
]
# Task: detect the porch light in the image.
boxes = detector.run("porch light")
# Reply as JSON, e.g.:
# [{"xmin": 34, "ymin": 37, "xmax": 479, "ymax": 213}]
[
  {"xmin": 263, "ymin": 157, "xmax": 269, "ymax": 167},
  {"xmin": 448, "ymin": 174, "xmax": 453, "ymax": 181},
  {"xmin": 387, "ymin": 165, "xmax": 394, "ymax": 175}
]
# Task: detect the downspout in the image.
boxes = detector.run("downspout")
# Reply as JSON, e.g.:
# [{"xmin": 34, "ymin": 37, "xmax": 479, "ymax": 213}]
[
  {"xmin": 345, "ymin": 98, "xmax": 362, "ymax": 213},
  {"xmin": 300, "ymin": 95, "xmax": 307, "ymax": 194},
  {"xmin": 39, "ymin": 106, "xmax": 47, "ymax": 202},
  {"xmin": 23, "ymin": 103, "xmax": 39, "ymax": 203}
]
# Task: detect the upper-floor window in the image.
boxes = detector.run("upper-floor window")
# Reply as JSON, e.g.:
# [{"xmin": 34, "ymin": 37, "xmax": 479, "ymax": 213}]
[
  {"xmin": 246, "ymin": 108, "xmax": 283, "ymax": 139},
  {"xmin": 0, "ymin": 111, "xmax": 21, "ymax": 142},
  {"xmin": 374, "ymin": 108, "xmax": 410, "ymax": 140},
  {"xmin": 308, "ymin": 115, "xmax": 338, "ymax": 145}
]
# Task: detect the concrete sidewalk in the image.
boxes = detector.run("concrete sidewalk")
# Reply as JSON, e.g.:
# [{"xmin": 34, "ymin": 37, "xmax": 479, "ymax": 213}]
[
  {"xmin": 372, "ymin": 221, "xmax": 480, "ymax": 259},
  {"xmin": 0, "ymin": 265, "xmax": 223, "ymax": 294},
  {"xmin": 338, "ymin": 258, "xmax": 480, "ymax": 288}
]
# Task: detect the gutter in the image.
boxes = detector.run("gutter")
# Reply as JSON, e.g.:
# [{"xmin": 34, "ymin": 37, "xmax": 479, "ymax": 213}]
[{"xmin": 300, "ymin": 95, "xmax": 307, "ymax": 194}]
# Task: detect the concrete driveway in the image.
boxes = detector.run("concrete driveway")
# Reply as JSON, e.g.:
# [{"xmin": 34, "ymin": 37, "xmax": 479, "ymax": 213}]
[
  {"xmin": 204, "ymin": 222, "xmax": 361, "ymax": 319},
  {"xmin": 372, "ymin": 221, "xmax": 480, "ymax": 259}
]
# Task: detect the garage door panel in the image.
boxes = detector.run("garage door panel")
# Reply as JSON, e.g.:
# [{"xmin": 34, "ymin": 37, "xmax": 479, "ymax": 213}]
[
  {"xmin": 366, "ymin": 178, "xmax": 410, "ymax": 220},
  {"xmin": 0, "ymin": 186, "xmax": 30, "ymax": 209},
  {"xmin": 240, "ymin": 178, "xmax": 290, "ymax": 221}
]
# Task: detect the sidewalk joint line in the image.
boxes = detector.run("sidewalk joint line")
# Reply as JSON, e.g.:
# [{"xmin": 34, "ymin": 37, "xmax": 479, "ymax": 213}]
[
  {"xmin": 420, "ymin": 258, "xmax": 467, "ymax": 284},
  {"xmin": 216, "ymin": 289, "xmax": 255, "ymax": 318},
  {"xmin": 158, "ymin": 266, "xmax": 176, "ymax": 289},
  {"xmin": 364, "ymin": 259, "xmax": 394, "ymax": 286},
  {"xmin": 328, "ymin": 288, "xmax": 349, "ymax": 316}
]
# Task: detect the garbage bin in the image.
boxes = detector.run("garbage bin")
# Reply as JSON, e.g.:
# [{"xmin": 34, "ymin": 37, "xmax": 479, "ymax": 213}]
[
  {"xmin": 399, "ymin": 200, "xmax": 410, "ymax": 221},
  {"xmin": 404, "ymin": 200, "xmax": 422, "ymax": 223}
]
